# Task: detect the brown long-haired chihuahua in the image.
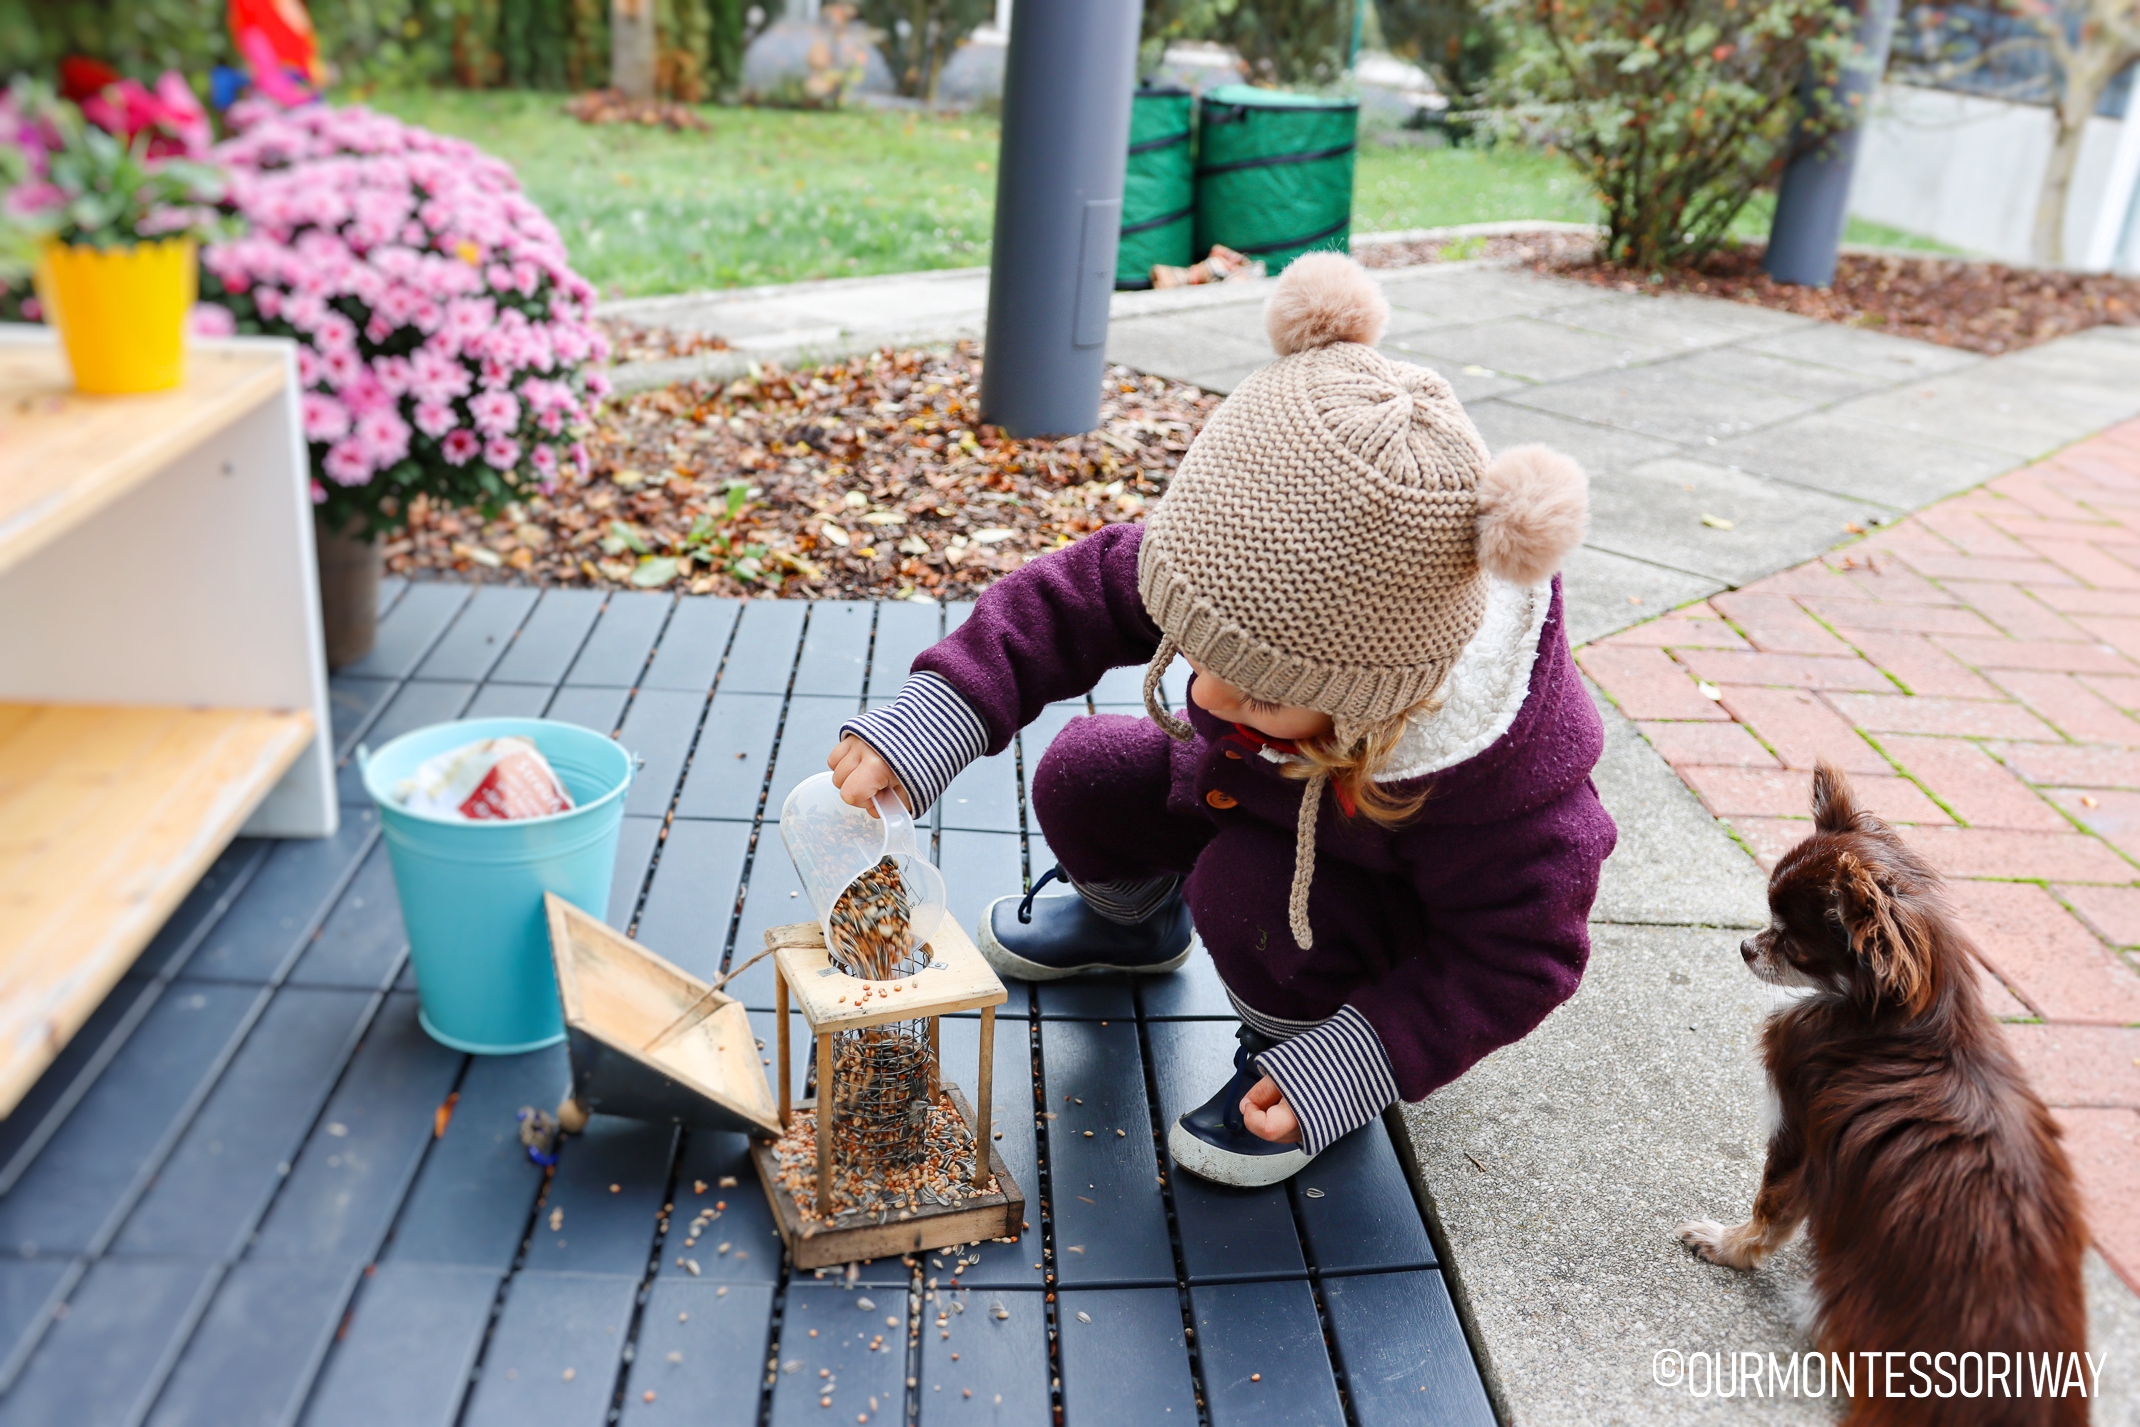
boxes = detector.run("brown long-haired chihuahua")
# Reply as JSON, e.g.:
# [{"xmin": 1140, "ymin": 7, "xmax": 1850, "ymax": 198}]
[{"xmin": 1676, "ymin": 763, "xmax": 2089, "ymax": 1425}]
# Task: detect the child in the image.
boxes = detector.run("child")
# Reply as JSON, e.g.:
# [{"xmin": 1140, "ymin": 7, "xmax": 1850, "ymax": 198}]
[{"xmin": 827, "ymin": 253, "xmax": 1616, "ymax": 1186}]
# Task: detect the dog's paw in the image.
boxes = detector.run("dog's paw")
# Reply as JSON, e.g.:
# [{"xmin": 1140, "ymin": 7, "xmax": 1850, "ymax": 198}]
[{"xmin": 1675, "ymin": 1219, "xmax": 1741, "ymax": 1267}]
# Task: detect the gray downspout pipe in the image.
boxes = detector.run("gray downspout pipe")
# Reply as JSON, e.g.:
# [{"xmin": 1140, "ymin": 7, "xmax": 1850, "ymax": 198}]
[
  {"xmin": 1762, "ymin": 0, "xmax": 1899, "ymax": 287},
  {"xmin": 979, "ymin": 0, "xmax": 1143, "ymax": 438}
]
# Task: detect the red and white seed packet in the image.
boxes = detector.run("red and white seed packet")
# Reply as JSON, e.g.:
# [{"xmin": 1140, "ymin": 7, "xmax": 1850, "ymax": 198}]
[{"xmin": 397, "ymin": 736, "xmax": 574, "ymax": 821}]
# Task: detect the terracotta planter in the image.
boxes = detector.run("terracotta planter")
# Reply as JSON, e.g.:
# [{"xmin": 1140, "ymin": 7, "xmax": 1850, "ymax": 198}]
[{"xmin": 315, "ymin": 512, "xmax": 381, "ymax": 672}]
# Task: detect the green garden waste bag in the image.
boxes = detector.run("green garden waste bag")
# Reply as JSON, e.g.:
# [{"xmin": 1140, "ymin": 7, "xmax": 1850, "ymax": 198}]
[
  {"xmin": 1194, "ymin": 85, "xmax": 1359, "ymax": 274},
  {"xmin": 1117, "ymin": 86, "xmax": 1195, "ymax": 288}
]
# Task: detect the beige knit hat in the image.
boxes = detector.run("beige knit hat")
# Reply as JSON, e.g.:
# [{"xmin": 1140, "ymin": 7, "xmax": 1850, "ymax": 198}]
[{"xmin": 1136, "ymin": 251, "xmax": 1587, "ymax": 946}]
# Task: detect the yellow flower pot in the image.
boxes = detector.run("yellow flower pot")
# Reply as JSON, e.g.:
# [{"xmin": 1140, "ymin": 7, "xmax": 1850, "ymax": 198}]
[{"xmin": 34, "ymin": 236, "xmax": 198, "ymax": 395}]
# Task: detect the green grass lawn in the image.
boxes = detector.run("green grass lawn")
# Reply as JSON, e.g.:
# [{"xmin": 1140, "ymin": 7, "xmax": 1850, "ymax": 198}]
[{"xmin": 369, "ymin": 90, "xmax": 1947, "ymax": 298}]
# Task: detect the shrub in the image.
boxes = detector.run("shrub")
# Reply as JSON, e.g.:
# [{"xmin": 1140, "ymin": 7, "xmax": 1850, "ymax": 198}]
[
  {"xmin": 856, "ymin": 0, "xmax": 991, "ymax": 101},
  {"xmin": 1379, "ymin": 0, "xmax": 1505, "ymax": 104},
  {"xmin": 1495, "ymin": 0, "xmax": 1854, "ymax": 269},
  {"xmin": 198, "ymin": 102, "xmax": 610, "ymax": 537}
]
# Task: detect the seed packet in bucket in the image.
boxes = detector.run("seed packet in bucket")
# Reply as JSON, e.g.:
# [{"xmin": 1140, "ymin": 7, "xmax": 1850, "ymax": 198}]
[{"xmin": 396, "ymin": 735, "xmax": 574, "ymax": 820}]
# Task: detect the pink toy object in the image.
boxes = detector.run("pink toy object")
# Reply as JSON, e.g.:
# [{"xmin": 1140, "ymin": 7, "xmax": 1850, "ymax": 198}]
[{"xmin": 198, "ymin": 103, "xmax": 610, "ymax": 533}]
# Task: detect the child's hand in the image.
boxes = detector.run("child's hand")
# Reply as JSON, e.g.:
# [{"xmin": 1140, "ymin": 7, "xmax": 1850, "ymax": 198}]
[
  {"xmin": 1240, "ymin": 1075, "xmax": 1301, "ymax": 1144},
  {"xmin": 828, "ymin": 735, "xmax": 912, "ymax": 814}
]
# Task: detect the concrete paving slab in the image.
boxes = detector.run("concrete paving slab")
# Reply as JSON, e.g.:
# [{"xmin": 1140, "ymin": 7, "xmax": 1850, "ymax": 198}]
[
  {"xmin": 1639, "ymin": 344, "xmax": 1893, "ymax": 406},
  {"xmin": 1402, "ymin": 921, "xmax": 1819, "ymax": 1426},
  {"xmin": 1541, "ymin": 288, "xmax": 1815, "ymax": 348},
  {"xmin": 1561, "ymin": 546, "xmax": 1725, "ymax": 647},
  {"xmin": 1503, "ymin": 362, "xmax": 1820, "ymax": 446},
  {"xmin": 1840, "ymin": 368, "xmax": 2136, "ymax": 464},
  {"xmin": 1588, "ymin": 456, "xmax": 1887, "ymax": 586},
  {"xmin": 1742, "ymin": 322, "xmax": 1987, "ymax": 382},
  {"xmin": 1402, "ymin": 315, "xmax": 1672, "ymax": 384},
  {"xmin": 1586, "ymin": 688, "xmax": 1770, "ymax": 929},
  {"xmin": 1711, "ymin": 408, "xmax": 2015, "ymax": 512},
  {"xmin": 2086, "ymin": 1251, "xmax": 2140, "ymax": 1426},
  {"xmin": 1464, "ymin": 399, "xmax": 1683, "ymax": 478},
  {"xmin": 1375, "ymin": 266, "xmax": 1613, "ymax": 325}
]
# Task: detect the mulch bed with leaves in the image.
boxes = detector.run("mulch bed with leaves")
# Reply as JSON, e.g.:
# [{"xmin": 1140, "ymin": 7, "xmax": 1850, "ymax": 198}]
[{"xmin": 387, "ymin": 343, "xmax": 1217, "ymax": 599}]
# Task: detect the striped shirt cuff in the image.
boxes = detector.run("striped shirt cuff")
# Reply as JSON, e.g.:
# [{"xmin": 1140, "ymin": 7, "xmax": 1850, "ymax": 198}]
[
  {"xmin": 840, "ymin": 671, "xmax": 989, "ymax": 815},
  {"xmin": 1253, "ymin": 1006, "xmax": 1401, "ymax": 1157}
]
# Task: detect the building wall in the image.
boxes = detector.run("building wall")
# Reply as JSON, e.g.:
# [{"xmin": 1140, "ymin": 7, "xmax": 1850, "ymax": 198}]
[{"xmin": 1847, "ymin": 81, "xmax": 2140, "ymax": 270}]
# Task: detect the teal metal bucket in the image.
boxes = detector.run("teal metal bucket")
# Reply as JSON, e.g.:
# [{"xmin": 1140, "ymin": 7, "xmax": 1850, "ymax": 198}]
[{"xmin": 361, "ymin": 718, "xmax": 634, "ymax": 1055}]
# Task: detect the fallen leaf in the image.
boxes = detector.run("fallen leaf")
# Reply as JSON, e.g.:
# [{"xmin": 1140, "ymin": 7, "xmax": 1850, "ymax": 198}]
[
  {"xmin": 970, "ymin": 528, "xmax": 1016, "ymax": 545},
  {"xmin": 1697, "ymin": 681, "xmax": 1723, "ymax": 700},
  {"xmin": 632, "ymin": 556, "xmax": 680, "ymax": 587},
  {"xmin": 450, "ymin": 541, "xmax": 502, "ymax": 568},
  {"xmin": 1700, "ymin": 514, "xmax": 1735, "ymax": 530},
  {"xmin": 820, "ymin": 523, "xmax": 851, "ymax": 547}
]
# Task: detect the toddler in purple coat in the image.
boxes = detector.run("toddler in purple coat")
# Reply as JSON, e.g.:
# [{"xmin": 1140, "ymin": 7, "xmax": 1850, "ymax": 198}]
[{"xmin": 828, "ymin": 253, "xmax": 1617, "ymax": 1186}]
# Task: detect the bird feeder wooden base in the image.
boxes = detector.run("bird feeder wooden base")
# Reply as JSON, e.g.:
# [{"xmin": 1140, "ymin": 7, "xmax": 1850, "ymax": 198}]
[
  {"xmin": 749, "ymin": 1084, "xmax": 1024, "ymax": 1270},
  {"xmin": 755, "ymin": 917, "xmax": 1024, "ymax": 1270}
]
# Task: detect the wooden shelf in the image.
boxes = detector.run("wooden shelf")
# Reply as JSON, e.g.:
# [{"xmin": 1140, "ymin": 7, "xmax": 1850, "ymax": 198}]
[
  {"xmin": 0, "ymin": 338, "xmax": 287, "ymax": 577},
  {"xmin": 0, "ymin": 701, "xmax": 314, "ymax": 1114}
]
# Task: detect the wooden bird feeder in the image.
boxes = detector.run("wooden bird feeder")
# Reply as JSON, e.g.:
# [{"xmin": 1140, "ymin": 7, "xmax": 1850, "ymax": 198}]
[{"xmin": 751, "ymin": 916, "xmax": 1024, "ymax": 1270}]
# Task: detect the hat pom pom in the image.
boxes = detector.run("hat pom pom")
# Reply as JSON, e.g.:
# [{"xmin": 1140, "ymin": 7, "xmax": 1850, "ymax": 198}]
[
  {"xmin": 1476, "ymin": 445, "xmax": 1587, "ymax": 585},
  {"xmin": 1265, "ymin": 252, "xmax": 1388, "ymax": 355}
]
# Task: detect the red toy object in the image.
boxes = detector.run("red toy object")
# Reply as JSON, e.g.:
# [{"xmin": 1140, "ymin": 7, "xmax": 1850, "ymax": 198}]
[
  {"xmin": 228, "ymin": 0, "xmax": 324, "ymax": 83},
  {"xmin": 57, "ymin": 57, "xmax": 121, "ymax": 102}
]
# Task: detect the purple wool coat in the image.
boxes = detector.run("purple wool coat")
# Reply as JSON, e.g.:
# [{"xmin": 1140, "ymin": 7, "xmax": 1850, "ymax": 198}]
[{"xmin": 906, "ymin": 522, "xmax": 1618, "ymax": 1110}]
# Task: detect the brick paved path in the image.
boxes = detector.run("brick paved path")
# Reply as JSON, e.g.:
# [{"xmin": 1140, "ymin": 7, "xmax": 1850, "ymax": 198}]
[{"xmin": 1579, "ymin": 418, "xmax": 2140, "ymax": 1296}]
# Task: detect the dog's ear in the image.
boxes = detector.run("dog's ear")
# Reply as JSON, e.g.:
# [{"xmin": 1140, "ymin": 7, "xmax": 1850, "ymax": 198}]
[
  {"xmin": 1811, "ymin": 761, "xmax": 1863, "ymax": 835},
  {"xmin": 1834, "ymin": 849, "xmax": 1935, "ymax": 1012}
]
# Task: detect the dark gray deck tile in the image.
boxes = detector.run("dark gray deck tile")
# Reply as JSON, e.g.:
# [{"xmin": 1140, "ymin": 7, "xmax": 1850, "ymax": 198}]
[
  {"xmin": 1147, "ymin": 1020, "xmax": 1306, "ymax": 1283},
  {"xmin": 1138, "ymin": 940, "xmax": 1235, "ymax": 1020},
  {"xmin": 520, "ymin": 1115, "xmax": 674, "ymax": 1276},
  {"xmin": 543, "ymin": 685, "xmax": 629, "ymax": 737},
  {"xmin": 932, "ymin": 832, "xmax": 1023, "ymax": 990},
  {"xmin": 377, "ymin": 575, "xmax": 407, "ymax": 616},
  {"xmin": 113, "ymin": 987, "xmax": 378, "ymax": 1261},
  {"xmin": 673, "ymin": 691, "xmax": 782, "ymax": 820},
  {"xmin": 617, "ymin": 1278, "xmax": 774, "ymax": 1424},
  {"xmin": 655, "ymin": 1130, "xmax": 781, "ymax": 1284},
  {"xmin": 286, "ymin": 842, "xmax": 405, "ymax": 990},
  {"xmin": 566, "ymin": 590, "xmax": 673, "ymax": 687},
  {"xmin": 1038, "ymin": 1021, "xmax": 1172, "ymax": 1287},
  {"xmin": 610, "ymin": 816, "xmax": 663, "ymax": 930},
  {"xmin": 0, "ymin": 983, "xmax": 261, "ymax": 1256},
  {"xmin": 745, "ymin": 1010, "xmax": 812, "ymax": 1118},
  {"xmin": 769, "ymin": 1281, "xmax": 910, "ymax": 1427},
  {"xmin": 0, "ymin": 1259, "xmax": 79, "ymax": 1393},
  {"xmin": 385, "ymin": 1045, "xmax": 564, "ymax": 1271},
  {"xmin": 463, "ymin": 682, "xmax": 552, "ymax": 719},
  {"xmin": 936, "ymin": 1016, "xmax": 1041, "ymax": 1288},
  {"xmin": 919, "ymin": 1285, "xmax": 1047, "ymax": 1424},
  {"xmin": 866, "ymin": 599, "xmax": 941, "ymax": 700},
  {"xmin": 764, "ymin": 698, "xmax": 862, "ymax": 820},
  {"xmin": 182, "ymin": 812, "xmax": 378, "ymax": 983},
  {"xmin": 1290, "ymin": 1117, "xmax": 1436, "ymax": 1274},
  {"xmin": 327, "ymin": 677, "xmax": 394, "ymax": 759},
  {"xmin": 641, "ymin": 596, "xmax": 741, "ymax": 692},
  {"xmin": 458, "ymin": 1271, "xmax": 638, "ymax": 1427},
  {"xmin": 1056, "ymin": 1286, "xmax": 1198, "ymax": 1426},
  {"xmin": 299, "ymin": 1262, "xmax": 500, "ymax": 1427},
  {"xmin": 944, "ymin": 601, "xmax": 975, "ymax": 631},
  {"xmin": 1322, "ymin": 1269, "xmax": 1493, "ymax": 1426},
  {"xmin": 789, "ymin": 600, "xmax": 872, "ymax": 699},
  {"xmin": 1189, "ymin": 1278, "xmax": 1344, "ymax": 1427},
  {"xmin": 618, "ymin": 689, "xmax": 705, "ymax": 817},
  {"xmin": 143, "ymin": 1256, "xmax": 364, "ymax": 1427},
  {"xmin": 939, "ymin": 749, "xmax": 1020, "ymax": 833},
  {"xmin": 338, "ymin": 681, "xmax": 473, "ymax": 802},
  {"xmin": 489, "ymin": 588, "xmax": 606, "ymax": 686},
  {"xmin": 1037, "ymin": 977, "xmax": 1135, "ymax": 1022},
  {"xmin": 0, "ymin": 1257, "xmax": 220, "ymax": 1427},
  {"xmin": 0, "ymin": 979, "xmax": 161, "ymax": 1198},
  {"xmin": 726, "ymin": 851, "xmax": 808, "ymax": 1010},
  {"xmin": 414, "ymin": 585, "xmax": 542, "ymax": 682},
  {"xmin": 1090, "ymin": 656, "xmax": 1187, "ymax": 710},
  {"xmin": 631, "ymin": 820, "xmax": 752, "ymax": 983},
  {"xmin": 716, "ymin": 600, "xmax": 809, "ymax": 695},
  {"xmin": 251, "ymin": 994, "xmax": 463, "ymax": 1261},
  {"xmin": 136, "ymin": 840, "xmax": 270, "ymax": 977},
  {"xmin": 337, "ymin": 581, "xmax": 472, "ymax": 680}
]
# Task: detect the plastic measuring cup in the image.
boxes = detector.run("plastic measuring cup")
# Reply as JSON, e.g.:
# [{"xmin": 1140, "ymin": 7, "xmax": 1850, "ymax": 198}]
[{"xmin": 779, "ymin": 771, "xmax": 949, "ymax": 968}]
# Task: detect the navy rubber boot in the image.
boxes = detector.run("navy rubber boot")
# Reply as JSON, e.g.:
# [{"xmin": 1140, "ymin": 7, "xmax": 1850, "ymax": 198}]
[
  {"xmin": 1167, "ymin": 1025, "xmax": 1313, "ymax": 1187},
  {"xmin": 976, "ymin": 867, "xmax": 1196, "ymax": 982}
]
